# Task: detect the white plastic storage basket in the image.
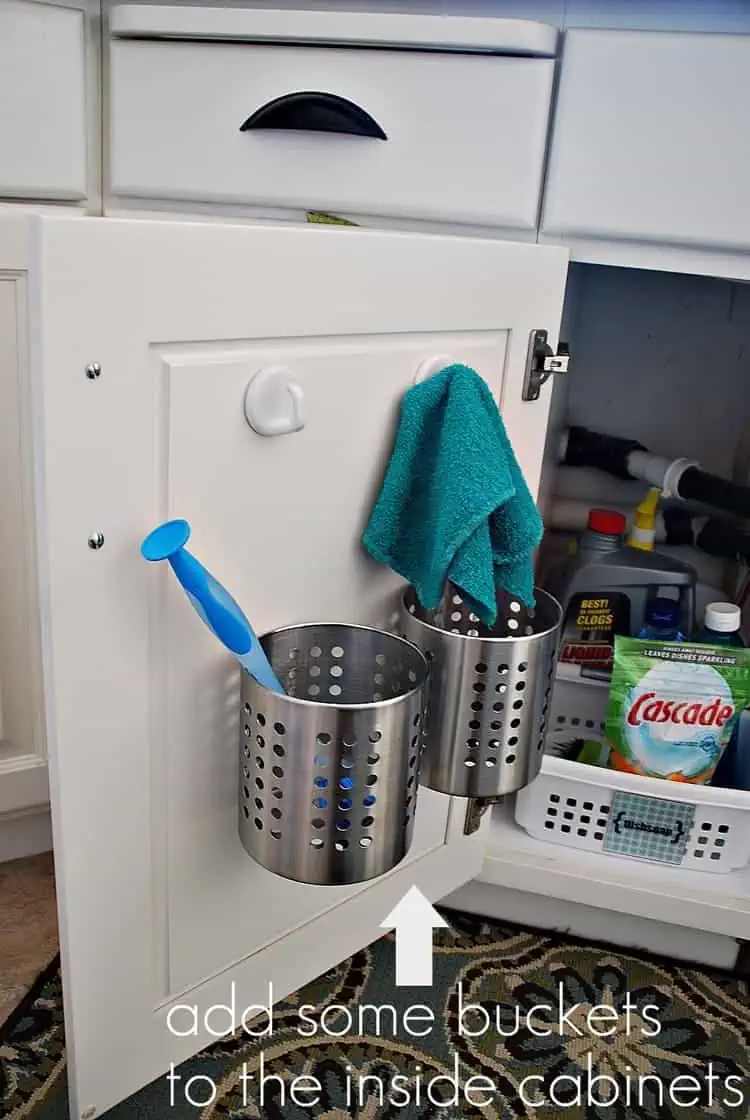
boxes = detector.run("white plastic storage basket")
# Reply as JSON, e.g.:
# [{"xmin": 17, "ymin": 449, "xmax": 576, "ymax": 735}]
[{"xmin": 515, "ymin": 671, "xmax": 750, "ymax": 874}]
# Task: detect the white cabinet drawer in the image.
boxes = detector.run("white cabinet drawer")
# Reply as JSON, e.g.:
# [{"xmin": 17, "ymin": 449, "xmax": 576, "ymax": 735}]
[
  {"xmin": 0, "ymin": 0, "xmax": 87, "ymax": 200},
  {"xmin": 541, "ymin": 29, "xmax": 750, "ymax": 254},
  {"xmin": 109, "ymin": 38, "xmax": 555, "ymax": 230}
]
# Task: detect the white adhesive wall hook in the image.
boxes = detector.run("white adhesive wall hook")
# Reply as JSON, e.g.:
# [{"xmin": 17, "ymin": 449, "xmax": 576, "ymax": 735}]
[
  {"xmin": 243, "ymin": 367, "xmax": 305, "ymax": 437},
  {"xmin": 414, "ymin": 354, "xmax": 455, "ymax": 385}
]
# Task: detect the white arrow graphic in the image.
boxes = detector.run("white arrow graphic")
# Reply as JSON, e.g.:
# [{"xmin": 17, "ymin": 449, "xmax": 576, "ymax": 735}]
[{"xmin": 380, "ymin": 886, "xmax": 449, "ymax": 987}]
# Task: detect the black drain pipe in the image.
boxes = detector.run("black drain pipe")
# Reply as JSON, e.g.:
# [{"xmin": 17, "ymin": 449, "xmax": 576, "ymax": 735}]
[{"xmin": 561, "ymin": 425, "xmax": 750, "ymax": 521}]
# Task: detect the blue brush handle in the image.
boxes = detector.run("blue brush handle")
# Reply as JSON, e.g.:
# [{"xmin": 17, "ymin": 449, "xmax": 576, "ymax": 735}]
[
  {"xmin": 170, "ymin": 549, "xmax": 252, "ymax": 656},
  {"xmin": 236, "ymin": 648, "xmax": 287, "ymax": 694},
  {"xmin": 171, "ymin": 551, "xmax": 284, "ymax": 693},
  {"xmin": 141, "ymin": 520, "xmax": 284, "ymax": 694}
]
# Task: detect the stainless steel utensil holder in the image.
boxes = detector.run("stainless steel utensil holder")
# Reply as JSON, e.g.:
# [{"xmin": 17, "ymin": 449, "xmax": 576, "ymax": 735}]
[
  {"xmin": 400, "ymin": 585, "xmax": 562, "ymax": 797},
  {"xmin": 239, "ymin": 623, "xmax": 429, "ymax": 886}
]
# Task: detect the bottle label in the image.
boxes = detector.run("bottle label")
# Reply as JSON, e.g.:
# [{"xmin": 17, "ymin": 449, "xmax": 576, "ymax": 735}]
[{"xmin": 559, "ymin": 592, "xmax": 630, "ymax": 672}]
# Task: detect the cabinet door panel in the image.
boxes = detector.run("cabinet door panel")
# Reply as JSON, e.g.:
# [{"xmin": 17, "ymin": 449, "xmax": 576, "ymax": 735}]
[
  {"xmin": 0, "ymin": 277, "xmax": 47, "ymax": 815},
  {"xmin": 0, "ymin": 0, "xmax": 87, "ymax": 200},
  {"xmin": 163, "ymin": 332, "xmax": 505, "ymax": 992},
  {"xmin": 14, "ymin": 215, "xmax": 568, "ymax": 1116},
  {"xmin": 542, "ymin": 29, "xmax": 750, "ymax": 253}
]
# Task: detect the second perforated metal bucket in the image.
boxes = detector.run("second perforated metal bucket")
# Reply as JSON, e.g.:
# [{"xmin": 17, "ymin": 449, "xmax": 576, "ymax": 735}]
[
  {"xmin": 400, "ymin": 585, "xmax": 562, "ymax": 797},
  {"xmin": 239, "ymin": 624, "xmax": 429, "ymax": 886}
]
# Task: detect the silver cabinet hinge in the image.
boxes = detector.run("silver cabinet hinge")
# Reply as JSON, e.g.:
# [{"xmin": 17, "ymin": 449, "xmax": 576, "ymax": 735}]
[{"xmin": 522, "ymin": 329, "xmax": 570, "ymax": 402}]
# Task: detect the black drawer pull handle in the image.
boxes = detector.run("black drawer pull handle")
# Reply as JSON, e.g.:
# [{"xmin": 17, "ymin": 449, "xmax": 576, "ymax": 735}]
[{"xmin": 240, "ymin": 92, "xmax": 387, "ymax": 139}]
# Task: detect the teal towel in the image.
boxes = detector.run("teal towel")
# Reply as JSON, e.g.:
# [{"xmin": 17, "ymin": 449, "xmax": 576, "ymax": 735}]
[{"xmin": 362, "ymin": 364, "xmax": 542, "ymax": 626}]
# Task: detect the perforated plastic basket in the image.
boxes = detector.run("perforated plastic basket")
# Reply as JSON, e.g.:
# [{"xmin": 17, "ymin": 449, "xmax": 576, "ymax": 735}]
[
  {"xmin": 515, "ymin": 672, "xmax": 750, "ymax": 873},
  {"xmin": 239, "ymin": 623, "xmax": 428, "ymax": 886}
]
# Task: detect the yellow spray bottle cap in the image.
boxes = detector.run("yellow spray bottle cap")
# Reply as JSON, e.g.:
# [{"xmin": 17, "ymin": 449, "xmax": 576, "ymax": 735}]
[{"xmin": 628, "ymin": 488, "xmax": 661, "ymax": 551}]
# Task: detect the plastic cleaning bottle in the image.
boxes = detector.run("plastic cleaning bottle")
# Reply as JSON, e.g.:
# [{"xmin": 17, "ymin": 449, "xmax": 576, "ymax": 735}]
[
  {"xmin": 556, "ymin": 508, "xmax": 696, "ymax": 672},
  {"xmin": 627, "ymin": 488, "xmax": 661, "ymax": 551},
  {"xmin": 577, "ymin": 508, "xmax": 627, "ymax": 562},
  {"xmin": 701, "ymin": 603, "xmax": 748, "ymax": 790},
  {"xmin": 636, "ymin": 596, "xmax": 686, "ymax": 642},
  {"xmin": 696, "ymin": 602, "xmax": 745, "ymax": 647}
]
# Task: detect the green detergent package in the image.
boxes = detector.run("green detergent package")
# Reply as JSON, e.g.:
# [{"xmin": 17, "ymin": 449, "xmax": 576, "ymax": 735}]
[{"xmin": 605, "ymin": 636, "xmax": 750, "ymax": 784}]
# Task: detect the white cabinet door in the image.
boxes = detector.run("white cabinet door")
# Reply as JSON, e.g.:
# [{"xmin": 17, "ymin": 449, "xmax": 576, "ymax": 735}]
[
  {"xmin": 540, "ymin": 29, "xmax": 750, "ymax": 272},
  {"xmin": 12, "ymin": 214, "xmax": 567, "ymax": 1118}
]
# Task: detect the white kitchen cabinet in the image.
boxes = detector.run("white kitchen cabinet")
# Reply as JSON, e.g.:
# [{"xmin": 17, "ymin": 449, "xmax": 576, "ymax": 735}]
[
  {"xmin": 0, "ymin": 211, "xmax": 567, "ymax": 1116},
  {"xmin": 540, "ymin": 28, "xmax": 750, "ymax": 280},
  {"xmin": 0, "ymin": 271, "xmax": 49, "ymax": 856},
  {"xmin": 0, "ymin": 0, "xmax": 92, "ymax": 204},
  {"xmin": 106, "ymin": 6, "xmax": 557, "ymax": 234}
]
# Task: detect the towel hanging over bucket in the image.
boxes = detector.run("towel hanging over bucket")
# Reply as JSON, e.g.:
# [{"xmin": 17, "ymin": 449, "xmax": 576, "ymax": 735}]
[{"xmin": 362, "ymin": 364, "xmax": 543, "ymax": 627}]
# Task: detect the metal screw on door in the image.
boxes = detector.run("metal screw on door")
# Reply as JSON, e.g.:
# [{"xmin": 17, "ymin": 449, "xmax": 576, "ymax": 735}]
[{"xmin": 84, "ymin": 370, "xmax": 104, "ymax": 549}]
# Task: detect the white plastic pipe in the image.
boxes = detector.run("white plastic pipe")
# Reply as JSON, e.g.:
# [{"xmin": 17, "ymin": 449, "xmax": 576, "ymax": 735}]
[
  {"xmin": 625, "ymin": 451, "xmax": 698, "ymax": 500},
  {"xmin": 556, "ymin": 429, "xmax": 699, "ymax": 501}
]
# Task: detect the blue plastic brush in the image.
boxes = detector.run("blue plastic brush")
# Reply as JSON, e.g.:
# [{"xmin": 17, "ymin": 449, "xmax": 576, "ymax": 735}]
[{"xmin": 140, "ymin": 519, "xmax": 284, "ymax": 694}]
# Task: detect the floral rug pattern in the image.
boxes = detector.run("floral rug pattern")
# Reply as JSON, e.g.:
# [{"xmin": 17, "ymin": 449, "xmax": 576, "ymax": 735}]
[{"xmin": 2, "ymin": 912, "xmax": 749, "ymax": 1118}]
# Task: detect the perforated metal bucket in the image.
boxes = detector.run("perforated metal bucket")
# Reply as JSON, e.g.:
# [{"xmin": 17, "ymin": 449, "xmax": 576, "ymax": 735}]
[
  {"xmin": 400, "ymin": 585, "xmax": 562, "ymax": 797},
  {"xmin": 239, "ymin": 624, "xmax": 429, "ymax": 885}
]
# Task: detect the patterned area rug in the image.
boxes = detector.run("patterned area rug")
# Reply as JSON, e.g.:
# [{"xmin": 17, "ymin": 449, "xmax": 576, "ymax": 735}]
[{"xmin": 2, "ymin": 912, "xmax": 750, "ymax": 1118}]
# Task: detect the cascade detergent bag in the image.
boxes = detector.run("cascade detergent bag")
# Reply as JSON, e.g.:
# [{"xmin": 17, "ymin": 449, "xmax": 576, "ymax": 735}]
[{"xmin": 606, "ymin": 637, "xmax": 750, "ymax": 783}]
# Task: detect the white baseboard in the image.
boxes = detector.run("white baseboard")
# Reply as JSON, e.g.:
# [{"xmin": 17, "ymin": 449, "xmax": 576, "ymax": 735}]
[
  {"xmin": 444, "ymin": 880, "xmax": 739, "ymax": 971},
  {"xmin": 0, "ymin": 806, "xmax": 53, "ymax": 863}
]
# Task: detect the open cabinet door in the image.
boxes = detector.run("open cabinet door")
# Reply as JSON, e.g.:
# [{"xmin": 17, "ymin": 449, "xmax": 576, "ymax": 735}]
[{"xmin": 11, "ymin": 214, "xmax": 568, "ymax": 1117}]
